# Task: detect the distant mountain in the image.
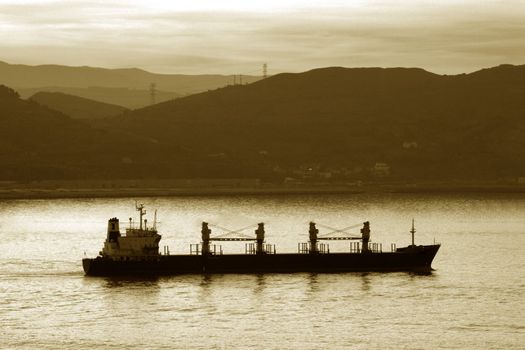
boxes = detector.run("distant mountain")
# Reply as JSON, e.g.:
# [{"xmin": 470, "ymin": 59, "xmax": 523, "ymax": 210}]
[
  {"xmin": 103, "ymin": 64, "xmax": 525, "ymax": 181},
  {"xmin": 29, "ymin": 91, "xmax": 128, "ymax": 119},
  {"xmin": 0, "ymin": 60, "xmax": 261, "ymax": 107},
  {"xmin": 18, "ymin": 86, "xmax": 179, "ymax": 109},
  {"xmin": 1, "ymin": 64, "xmax": 525, "ymax": 182}
]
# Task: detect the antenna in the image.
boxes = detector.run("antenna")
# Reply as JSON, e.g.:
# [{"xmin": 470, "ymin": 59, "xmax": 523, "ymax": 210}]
[
  {"xmin": 263, "ymin": 63, "xmax": 267, "ymax": 78},
  {"xmin": 150, "ymin": 83, "xmax": 157, "ymax": 105},
  {"xmin": 410, "ymin": 219, "xmax": 416, "ymax": 246},
  {"xmin": 153, "ymin": 209, "xmax": 157, "ymax": 230}
]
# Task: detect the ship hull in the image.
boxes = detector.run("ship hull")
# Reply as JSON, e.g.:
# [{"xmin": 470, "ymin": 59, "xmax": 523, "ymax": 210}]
[{"xmin": 83, "ymin": 244, "xmax": 440, "ymax": 276}]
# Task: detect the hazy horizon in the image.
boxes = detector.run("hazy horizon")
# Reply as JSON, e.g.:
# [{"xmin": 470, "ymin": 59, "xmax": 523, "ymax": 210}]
[
  {"xmin": 1, "ymin": 0, "xmax": 524, "ymax": 75},
  {"xmin": 2, "ymin": 58, "xmax": 522, "ymax": 77}
]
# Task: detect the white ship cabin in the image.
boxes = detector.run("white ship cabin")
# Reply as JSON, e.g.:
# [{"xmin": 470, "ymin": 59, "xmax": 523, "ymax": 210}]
[{"xmin": 100, "ymin": 204, "xmax": 161, "ymax": 260}]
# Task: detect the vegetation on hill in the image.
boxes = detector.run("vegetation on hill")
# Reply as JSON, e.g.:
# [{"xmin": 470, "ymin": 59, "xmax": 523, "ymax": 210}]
[
  {"xmin": 105, "ymin": 65, "xmax": 525, "ymax": 181},
  {"xmin": 0, "ymin": 85, "xmax": 164, "ymax": 180}
]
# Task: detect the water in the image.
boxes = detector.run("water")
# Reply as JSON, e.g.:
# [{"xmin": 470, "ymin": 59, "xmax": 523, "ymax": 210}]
[{"xmin": 1, "ymin": 193, "xmax": 524, "ymax": 349}]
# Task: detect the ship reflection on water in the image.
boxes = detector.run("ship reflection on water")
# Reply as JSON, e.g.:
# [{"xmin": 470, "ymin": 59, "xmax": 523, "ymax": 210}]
[
  {"xmin": 102, "ymin": 276, "xmax": 161, "ymax": 289},
  {"xmin": 96, "ymin": 270, "xmax": 435, "ymax": 292}
]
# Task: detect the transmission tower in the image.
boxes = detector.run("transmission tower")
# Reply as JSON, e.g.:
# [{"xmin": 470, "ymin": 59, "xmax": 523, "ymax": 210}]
[
  {"xmin": 263, "ymin": 63, "xmax": 267, "ymax": 79},
  {"xmin": 150, "ymin": 83, "xmax": 157, "ymax": 105}
]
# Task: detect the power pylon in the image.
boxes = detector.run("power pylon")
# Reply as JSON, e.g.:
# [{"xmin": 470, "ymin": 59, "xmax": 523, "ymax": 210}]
[{"xmin": 150, "ymin": 83, "xmax": 157, "ymax": 105}]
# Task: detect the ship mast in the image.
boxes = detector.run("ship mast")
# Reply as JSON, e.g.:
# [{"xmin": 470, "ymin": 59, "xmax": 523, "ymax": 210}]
[{"xmin": 136, "ymin": 202, "xmax": 146, "ymax": 230}]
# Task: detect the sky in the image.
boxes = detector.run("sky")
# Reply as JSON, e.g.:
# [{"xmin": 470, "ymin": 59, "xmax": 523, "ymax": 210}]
[{"xmin": 0, "ymin": 0, "xmax": 524, "ymax": 75}]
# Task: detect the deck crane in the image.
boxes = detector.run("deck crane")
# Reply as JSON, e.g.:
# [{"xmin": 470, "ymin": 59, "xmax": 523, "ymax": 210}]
[
  {"xmin": 302, "ymin": 221, "xmax": 372, "ymax": 254},
  {"xmin": 193, "ymin": 222, "xmax": 275, "ymax": 255}
]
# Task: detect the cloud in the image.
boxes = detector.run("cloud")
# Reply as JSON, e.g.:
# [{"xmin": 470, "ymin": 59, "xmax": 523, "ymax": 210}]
[{"xmin": 0, "ymin": 0, "xmax": 524, "ymax": 74}]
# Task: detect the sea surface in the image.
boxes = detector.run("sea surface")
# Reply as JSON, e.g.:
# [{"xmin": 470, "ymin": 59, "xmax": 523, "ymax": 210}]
[{"xmin": 1, "ymin": 193, "xmax": 524, "ymax": 349}]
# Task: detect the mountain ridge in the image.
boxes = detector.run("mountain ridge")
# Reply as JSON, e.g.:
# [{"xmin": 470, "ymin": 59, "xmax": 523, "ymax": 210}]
[
  {"xmin": 29, "ymin": 91, "xmax": 128, "ymax": 119},
  {"xmin": 1, "ymin": 63, "xmax": 524, "ymax": 182},
  {"xmin": 0, "ymin": 59, "xmax": 262, "ymax": 109},
  {"xmin": 0, "ymin": 60, "xmax": 261, "ymax": 92}
]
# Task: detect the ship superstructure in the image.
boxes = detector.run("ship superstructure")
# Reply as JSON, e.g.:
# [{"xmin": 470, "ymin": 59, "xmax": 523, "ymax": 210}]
[{"xmin": 100, "ymin": 204, "xmax": 161, "ymax": 260}]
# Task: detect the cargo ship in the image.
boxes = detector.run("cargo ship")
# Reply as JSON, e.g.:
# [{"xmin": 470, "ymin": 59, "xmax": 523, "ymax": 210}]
[{"xmin": 82, "ymin": 204, "xmax": 440, "ymax": 276}]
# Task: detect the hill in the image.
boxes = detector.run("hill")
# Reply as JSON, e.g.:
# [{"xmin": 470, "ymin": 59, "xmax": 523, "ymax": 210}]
[
  {"xmin": 0, "ymin": 85, "xmax": 172, "ymax": 180},
  {"xmin": 1, "ymin": 64, "xmax": 525, "ymax": 183},
  {"xmin": 18, "ymin": 86, "xmax": 179, "ymax": 109},
  {"xmin": 29, "ymin": 91, "xmax": 128, "ymax": 119},
  {"xmin": 0, "ymin": 60, "xmax": 261, "ymax": 108},
  {"xmin": 104, "ymin": 64, "xmax": 525, "ymax": 181}
]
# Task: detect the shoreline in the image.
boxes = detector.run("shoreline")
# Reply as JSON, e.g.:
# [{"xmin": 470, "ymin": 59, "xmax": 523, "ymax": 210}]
[{"xmin": 1, "ymin": 184, "xmax": 525, "ymax": 200}]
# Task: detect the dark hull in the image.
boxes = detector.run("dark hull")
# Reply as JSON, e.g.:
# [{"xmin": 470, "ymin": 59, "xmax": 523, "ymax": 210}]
[{"xmin": 83, "ymin": 244, "xmax": 440, "ymax": 276}]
